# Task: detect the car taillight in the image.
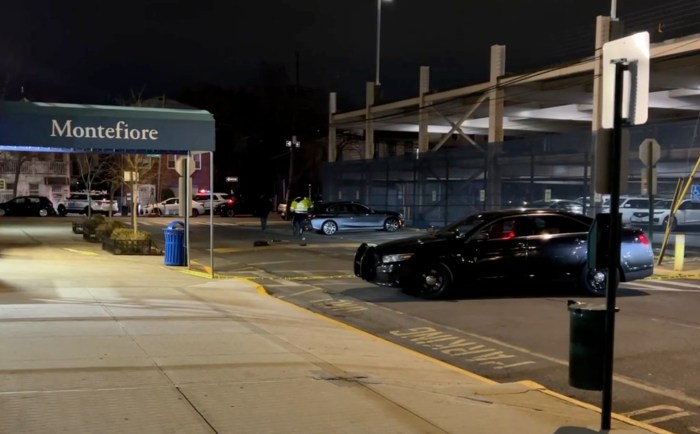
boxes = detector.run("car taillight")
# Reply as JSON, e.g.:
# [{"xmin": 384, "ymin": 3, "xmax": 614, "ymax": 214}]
[
  {"xmin": 226, "ymin": 199, "xmax": 234, "ymax": 205},
  {"xmin": 638, "ymin": 233, "xmax": 649, "ymax": 245}
]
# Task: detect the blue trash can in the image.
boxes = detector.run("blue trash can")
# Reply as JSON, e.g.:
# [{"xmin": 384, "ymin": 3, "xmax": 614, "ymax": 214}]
[{"xmin": 163, "ymin": 221, "xmax": 186, "ymax": 266}]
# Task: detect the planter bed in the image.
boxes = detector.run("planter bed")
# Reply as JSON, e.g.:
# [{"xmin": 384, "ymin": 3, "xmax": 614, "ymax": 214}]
[
  {"xmin": 102, "ymin": 238, "xmax": 162, "ymax": 255},
  {"xmin": 82, "ymin": 228, "xmax": 101, "ymax": 243}
]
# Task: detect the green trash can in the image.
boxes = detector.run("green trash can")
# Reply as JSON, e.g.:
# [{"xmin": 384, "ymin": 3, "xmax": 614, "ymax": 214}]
[{"xmin": 567, "ymin": 300, "xmax": 617, "ymax": 391}]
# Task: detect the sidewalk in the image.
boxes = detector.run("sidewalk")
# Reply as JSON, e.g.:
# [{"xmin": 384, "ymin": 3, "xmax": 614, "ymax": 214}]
[{"xmin": 0, "ymin": 222, "xmax": 674, "ymax": 433}]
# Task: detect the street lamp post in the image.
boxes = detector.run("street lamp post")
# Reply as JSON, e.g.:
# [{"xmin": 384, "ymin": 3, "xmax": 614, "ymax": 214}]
[
  {"xmin": 285, "ymin": 136, "xmax": 300, "ymax": 218},
  {"xmin": 375, "ymin": 0, "xmax": 392, "ymax": 86}
]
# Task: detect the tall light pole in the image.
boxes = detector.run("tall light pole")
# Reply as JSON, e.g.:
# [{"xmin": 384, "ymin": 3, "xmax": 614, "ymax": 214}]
[
  {"xmin": 285, "ymin": 136, "xmax": 300, "ymax": 218},
  {"xmin": 376, "ymin": 0, "xmax": 392, "ymax": 86}
]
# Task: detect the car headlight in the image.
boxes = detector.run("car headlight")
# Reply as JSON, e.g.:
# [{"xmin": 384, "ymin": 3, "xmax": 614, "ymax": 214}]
[{"xmin": 382, "ymin": 253, "xmax": 413, "ymax": 263}]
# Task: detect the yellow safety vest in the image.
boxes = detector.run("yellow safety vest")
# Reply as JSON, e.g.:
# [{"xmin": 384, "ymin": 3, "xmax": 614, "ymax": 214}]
[{"xmin": 295, "ymin": 197, "xmax": 312, "ymax": 213}]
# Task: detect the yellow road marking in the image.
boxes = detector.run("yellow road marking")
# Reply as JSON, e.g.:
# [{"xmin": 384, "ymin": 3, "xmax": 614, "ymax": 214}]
[
  {"xmin": 63, "ymin": 248, "xmax": 98, "ymax": 256},
  {"xmin": 218, "ymin": 274, "xmax": 356, "ymax": 281},
  {"xmin": 646, "ymin": 273, "xmax": 700, "ymax": 280}
]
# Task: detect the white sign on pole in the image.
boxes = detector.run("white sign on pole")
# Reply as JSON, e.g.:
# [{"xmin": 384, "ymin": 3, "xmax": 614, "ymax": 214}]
[
  {"xmin": 638, "ymin": 138, "xmax": 660, "ymax": 166},
  {"xmin": 175, "ymin": 156, "xmax": 196, "ymax": 176},
  {"xmin": 124, "ymin": 171, "xmax": 139, "ymax": 182},
  {"xmin": 601, "ymin": 32, "xmax": 650, "ymax": 129}
]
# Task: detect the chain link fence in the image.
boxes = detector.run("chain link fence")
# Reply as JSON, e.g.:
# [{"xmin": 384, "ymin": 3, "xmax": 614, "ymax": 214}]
[{"xmin": 322, "ymin": 119, "xmax": 700, "ymax": 228}]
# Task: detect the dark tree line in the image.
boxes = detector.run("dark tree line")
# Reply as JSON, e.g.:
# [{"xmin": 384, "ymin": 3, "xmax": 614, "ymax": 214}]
[{"xmin": 177, "ymin": 62, "xmax": 331, "ymax": 200}]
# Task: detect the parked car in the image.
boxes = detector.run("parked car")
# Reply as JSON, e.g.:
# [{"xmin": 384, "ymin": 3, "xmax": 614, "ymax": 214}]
[
  {"xmin": 277, "ymin": 202, "xmax": 288, "ymax": 218},
  {"xmin": 602, "ymin": 196, "xmax": 659, "ymax": 224},
  {"xmin": 278, "ymin": 197, "xmax": 303, "ymax": 219},
  {"xmin": 142, "ymin": 198, "xmax": 205, "ymax": 217},
  {"xmin": 0, "ymin": 195, "xmax": 57, "ymax": 217},
  {"xmin": 215, "ymin": 198, "xmax": 238, "ymax": 217},
  {"xmin": 354, "ymin": 209, "xmax": 653, "ymax": 299},
  {"xmin": 306, "ymin": 201, "xmax": 404, "ymax": 235},
  {"xmin": 576, "ymin": 196, "xmax": 611, "ymax": 209},
  {"xmin": 193, "ymin": 192, "xmax": 232, "ymax": 214},
  {"xmin": 57, "ymin": 191, "xmax": 119, "ymax": 216},
  {"xmin": 214, "ymin": 195, "xmax": 255, "ymax": 217},
  {"xmin": 630, "ymin": 198, "xmax": 700, "ymax": 230},
  {"xmin": 523, "ymin": 199, "xmax": 583, "ymax": 214}
]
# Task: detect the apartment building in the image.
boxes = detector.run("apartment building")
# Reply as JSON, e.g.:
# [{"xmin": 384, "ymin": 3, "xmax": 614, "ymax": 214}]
[{"xmin": 0, "ymin": 152, "xmax": 71, "ymax": 205}]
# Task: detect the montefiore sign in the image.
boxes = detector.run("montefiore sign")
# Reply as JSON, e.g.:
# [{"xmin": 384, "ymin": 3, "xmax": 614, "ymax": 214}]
[{"xmin": 50, "ymin": 119, "xmax": 159, "ymax": 141}]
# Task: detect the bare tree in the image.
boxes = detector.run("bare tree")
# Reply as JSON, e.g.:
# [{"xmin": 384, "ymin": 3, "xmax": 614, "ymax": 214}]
[
  {"xmin": 122, "ymin": 154, "xmax": 156, "ymax": 234},
  {"xmin": 334, "ymin": 133, "xmax": 364, "ymax": 162},
  {"xmin": 100, "ymin": 154, "xmax": 126, "ymax": 217},
  {"xmin": 9, "ymin": 152, "xmax": 32, "ymax": 198},
  {"xmin": 74, "ymin": 153, "xmax": 110, "ymax": 217},
  {"xmin": 113, "ymin": 86, "xmax": 155, "ymax": 233}
]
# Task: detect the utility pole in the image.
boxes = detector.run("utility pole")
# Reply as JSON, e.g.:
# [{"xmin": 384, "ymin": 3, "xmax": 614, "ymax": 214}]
[
  {"xmin": 285, "ymin": 136, "xmax": 301, "ymax": 212},
  {"xmin": 284, "ymin": 51, "xmax": 301, "ymax": 216}
]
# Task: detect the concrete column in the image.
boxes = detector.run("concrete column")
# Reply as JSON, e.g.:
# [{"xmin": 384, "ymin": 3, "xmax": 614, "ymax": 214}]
[
  {"xmin": 487, "ymin": 44, "xmax": 505, "ymax": 208},
  {"xmin": 328, "ymin": 92, "xmax": 337, "ymax": 162},
  {"xmin": 418, "ymin": 66, "xmax": 430, "ymax": 153},
  {"xmin": 365, "ymin": 82, "xmax": 376, "ymax": 160}
]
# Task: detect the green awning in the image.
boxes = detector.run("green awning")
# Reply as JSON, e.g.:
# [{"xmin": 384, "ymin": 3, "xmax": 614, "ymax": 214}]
[{"xmin": 0, "ymin": 101, "xmax": 215, "ymax": 153}]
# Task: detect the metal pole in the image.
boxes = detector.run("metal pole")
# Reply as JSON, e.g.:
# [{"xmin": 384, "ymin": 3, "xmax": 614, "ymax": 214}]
[
  {"xmin": 601, "ymin": 60, "xmax": 627, "ymax": 431},
  {"xmin": 209, "ymin": 151, "xmax": 214, "ymax": 278},
  {"xmin": 375, "ymin": 0, "xmax": 381, "ymax": 86},
  {"xmin": 647, "ymin": 146, "xmax": 654, "ymax": 243},
  {"xmin": 610, "ymin": 0, "xmax": 618, "ymax": 20},
  {"xmin": 185, "ymin": 152, "xmax": 191, "ymax": 269},
  {"xmin": 285, "ymin": 137, "xmax": 296, "ymax": 217}
]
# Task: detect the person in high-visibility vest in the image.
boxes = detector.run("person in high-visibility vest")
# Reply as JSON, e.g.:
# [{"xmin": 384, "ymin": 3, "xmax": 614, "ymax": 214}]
[
  {"xmin": 289, "ymin": 197, "xmax": 300, "ymax": 216},
  {"xmin": 292, "ymin": 196, "xmax": 312, "ymax": 237}
]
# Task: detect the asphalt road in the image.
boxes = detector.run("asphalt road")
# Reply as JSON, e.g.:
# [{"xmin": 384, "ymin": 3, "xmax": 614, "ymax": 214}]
[{"xmin": 37, "ymin": 214, "xmax": 700, "ymax": 433}]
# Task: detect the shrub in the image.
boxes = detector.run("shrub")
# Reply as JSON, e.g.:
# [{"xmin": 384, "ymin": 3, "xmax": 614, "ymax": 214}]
[
  {"xmin": 111, "ymin": 228, "xmax": 152, "ymax": 241},
  {"xmin": 96, "ymin": 219, "xmax": 125, "ymax": 239},
  {"xmin": 82, "ymin": 214, "xmax": 106, "ymax": 232}
]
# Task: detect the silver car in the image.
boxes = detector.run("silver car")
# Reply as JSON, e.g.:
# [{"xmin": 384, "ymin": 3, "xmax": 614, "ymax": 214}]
[
  {"xmin": 306, "ymin": 201, "xmax": 404, "ymax": 235},
  {"xmin": 523, "ymin": 199, "xmax": 584, "ymax": 214}
]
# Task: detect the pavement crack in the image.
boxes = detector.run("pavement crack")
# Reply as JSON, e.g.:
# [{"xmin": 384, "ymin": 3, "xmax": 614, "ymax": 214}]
[{"xmin": 175, "ymin": 386, "xmax": 220, "ymax": 433}]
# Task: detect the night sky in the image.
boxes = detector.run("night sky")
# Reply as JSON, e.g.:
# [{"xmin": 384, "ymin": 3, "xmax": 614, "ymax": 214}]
[{"xmin": 3, "ymin": 0, "xmax": 698, "ymax": 109}]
